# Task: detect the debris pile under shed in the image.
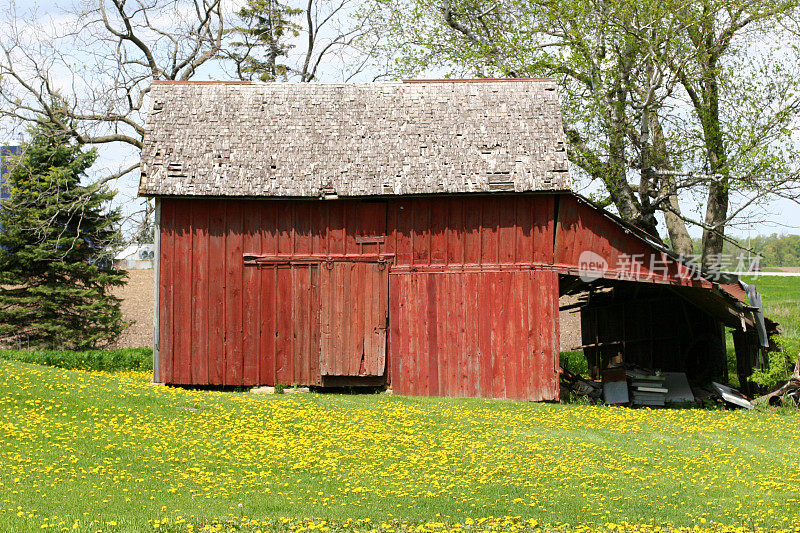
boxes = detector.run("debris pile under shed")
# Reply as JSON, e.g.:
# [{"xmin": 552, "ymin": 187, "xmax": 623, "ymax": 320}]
[
  {"xmin": 628, "ymin": 370, "xmax": 668, "ymax": 406},
  {"xmin": 601, "ymin": 364, "xmax": 697, "ymax": 407},
  {"xmin": 560, "ymin": 364, "xmax": 756, "ymax": 409}
]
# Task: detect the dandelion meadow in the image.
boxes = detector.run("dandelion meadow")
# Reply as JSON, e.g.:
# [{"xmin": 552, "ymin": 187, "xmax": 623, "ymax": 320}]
[{"xmin": 1, "ymin": 360, "xmax": 799, "ymax": 532}]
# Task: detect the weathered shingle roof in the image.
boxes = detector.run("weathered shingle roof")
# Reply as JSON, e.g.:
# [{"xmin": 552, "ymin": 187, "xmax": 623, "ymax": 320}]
[{"xmin": 139, "ymin": 80, "xmax": 571, "ymax": 197}]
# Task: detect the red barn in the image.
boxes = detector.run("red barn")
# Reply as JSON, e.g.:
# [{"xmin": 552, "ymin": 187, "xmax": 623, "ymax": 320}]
[{"xmin": 140, "ymin": 79, "xmax": 764, "ymax": 400}]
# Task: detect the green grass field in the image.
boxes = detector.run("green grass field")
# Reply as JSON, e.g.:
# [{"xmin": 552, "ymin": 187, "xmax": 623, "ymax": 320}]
[
  {"xmin": 0, "ymin": 276, "xmax": 796, "ymax": 532},
  {"xmin": 1, "ymin": 360, "xmax": 799, "ymax": 532},
  {"xmin": 742, "ymin": 275, "xmax": 800, "ymax": 353}
]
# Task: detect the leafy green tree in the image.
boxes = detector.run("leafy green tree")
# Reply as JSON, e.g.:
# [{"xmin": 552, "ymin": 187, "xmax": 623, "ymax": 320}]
[
  {"xmin": 663, "ymin": 1, "xmax": 800, "ymax": 268},
  {"xmin": 364, "ymin": 0, "xmax": 696, "ymax": 244},
  {"xmin": 746, "ymin": 234, "xmax": 800, "ymax": 267},
  {"xmin": 0, "ymin": 112, "xmax": 127, "ymax": 350}
]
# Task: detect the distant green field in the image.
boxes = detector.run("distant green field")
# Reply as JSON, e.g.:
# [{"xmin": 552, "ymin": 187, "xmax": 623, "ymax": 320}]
[{"xmin": 718, "ymin": 275, "xmax": 800, "ymax": 387}]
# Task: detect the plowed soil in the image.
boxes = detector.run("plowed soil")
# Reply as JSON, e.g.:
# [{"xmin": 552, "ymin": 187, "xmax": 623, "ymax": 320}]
[{"xmin": 113, "ymin": 269, "xmax": 154, "ymax": 348}]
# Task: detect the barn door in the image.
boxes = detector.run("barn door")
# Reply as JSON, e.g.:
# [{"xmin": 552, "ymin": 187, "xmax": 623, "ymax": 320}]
[{"xmin": 319, "ymin": 261, "xmax": 388, "ymax": 376}]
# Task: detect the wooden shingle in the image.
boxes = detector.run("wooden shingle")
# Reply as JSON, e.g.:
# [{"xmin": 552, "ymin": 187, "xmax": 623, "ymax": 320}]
[{"xmin": 139, "ymin": 80, "xmax": 571, "ymax": 197}]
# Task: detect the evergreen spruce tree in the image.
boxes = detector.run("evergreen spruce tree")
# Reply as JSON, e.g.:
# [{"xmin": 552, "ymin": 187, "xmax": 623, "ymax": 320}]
[{"xmin": 0, "ymin": 111, "xmax": 127, "ymax": 349}]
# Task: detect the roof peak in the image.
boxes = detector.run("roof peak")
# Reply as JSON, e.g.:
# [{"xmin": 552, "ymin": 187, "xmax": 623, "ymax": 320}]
[
  {"xmin": 151, "ymin": 78, "xmax": 555, "ymax": 86},
  {"xmin": 403, "ymin": 78, "xmax": 553, "ymax": 83}
]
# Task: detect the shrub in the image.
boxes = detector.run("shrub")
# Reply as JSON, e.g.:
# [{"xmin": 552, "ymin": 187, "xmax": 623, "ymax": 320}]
[
  {"xmin": 750, "ymin": 336, "xmax": 798, "ymax": 390},
  {"xmin": 0, "ymin": 347, "xmax": 152, "ymax": 372},
  {"xmin": 560, "ymin": 350, "xmax": 588, "ymax": 377}
]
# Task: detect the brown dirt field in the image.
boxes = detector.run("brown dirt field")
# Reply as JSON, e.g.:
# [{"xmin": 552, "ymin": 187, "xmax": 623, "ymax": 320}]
[
  {"xmin": 111, "ymin": 268, "xmax": 583, "ymax": 352},
  {"xmin": 559, "ymin": 295, "xmax": 582, "ymax": 351},
  {"xmin": 112, "ymin": 269, "xmax": 154, "ymax": 349}
]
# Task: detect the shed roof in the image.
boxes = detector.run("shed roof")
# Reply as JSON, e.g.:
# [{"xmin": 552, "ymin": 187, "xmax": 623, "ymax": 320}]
[{"xmin": 138, "ymin": 80, "xmax": 571, "ymax": 198}]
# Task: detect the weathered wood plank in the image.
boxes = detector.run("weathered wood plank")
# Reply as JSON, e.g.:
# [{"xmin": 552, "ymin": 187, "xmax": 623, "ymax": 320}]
[
  {"xmin": 260, "ymin": 265, "xmax": 277, "ymax": 385},
  {"xmin": 224, "ymin": 204, "xmax": 244, "ymax": 385},
  {"xmin": 207, "ymin": 201, "xmax": 226, "ymax": 386},
  {"xmin": 190, "ymin": 199, "xmax": 209, "ymax": 385},
  {"xmin": 158, "ymin": 200, "xmax": 175, "ymax": 384},
  {"xmin": 242, "ymin": 201, "xmax": 261, "ymax": 385}
]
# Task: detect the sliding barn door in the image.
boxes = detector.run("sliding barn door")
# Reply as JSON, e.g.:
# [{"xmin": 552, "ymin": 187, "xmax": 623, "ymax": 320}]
[{"xmin": 319, "ymin": 262, "xmax": 388, "ymax": 377}]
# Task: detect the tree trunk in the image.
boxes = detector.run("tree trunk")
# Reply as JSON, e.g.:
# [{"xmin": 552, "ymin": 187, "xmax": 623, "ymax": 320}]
[
  {"xmin": 604, "ymin": 64, "xmax": 661, "ymax": 239},
  {"xmin": 699, "ymin": 59, "xmax": 729, "ymax": 272},
  {"xmin": 701, "ymin": 179, "xmax": 729, "ymax": 271},
  {"xmin": 663, "ymin": 187, "xmax": 695, "ymax": 257},
  {"xmin": 649, "ymin": 114, "xmax": 694, "ymax": 256}
]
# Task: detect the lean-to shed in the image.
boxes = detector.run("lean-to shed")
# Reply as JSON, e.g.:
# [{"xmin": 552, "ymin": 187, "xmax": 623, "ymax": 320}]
[{"xmin": 140, "ymin": 79, "xmax": 764, "ymax": 400}]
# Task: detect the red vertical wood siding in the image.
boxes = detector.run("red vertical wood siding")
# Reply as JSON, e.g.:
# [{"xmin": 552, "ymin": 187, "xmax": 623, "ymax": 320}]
[
  {"xmin": 158, "ymin": 199, "xmax": 174, "ymax": 384},
  {"xmin": 162, "ymin": 193, "xmax": 701, "ymax": 401},
  {"xmin": 159, "ymin": 199, "xmax": 393, "ymax": 387},
  {"xmin": 207, "ymin": 202, "xmax": 226, "ymax": 385},
  {"xmin": 381, "ymin": 195, "xmax": 559, "ymax": 399},
  {"xmin": 241, "ymin": 202, "xmax": 261, "ymax": 385},
  {"xmin": 319, "ymin": 262, "xmax": 388, "ymax": 377},
  {"xmin": 190, "ymin": 199, "xmax": 209, "ymax": 384},
  {"xmin": 388, "ymin": 270, "xmax": 559, "ymax": 400},
  {"xmin": 387, "ymin": 195, "xmax": 556, "ymax": 272},
  {"xmin": 553, "ymin": 195, "xmax": 710, "ymax": 287},
  {"xmin": 224, "ymin": 206, "xmax": 243, "ymax": 385},
  {"xmin": 172, "ymin": 200, "xmax": 192, "ymax": 384}
]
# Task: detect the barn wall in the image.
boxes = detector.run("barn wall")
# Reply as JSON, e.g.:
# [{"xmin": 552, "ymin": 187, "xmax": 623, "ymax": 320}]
[
  {"xmin": 157, "ymin": 193, "xmax": 717, "ymax": 399},
  {"xmin": 389, "ymin": 195, "xmax": 556, "ymax": 269},
  {"xmin": 157, "ymin": 195, "xmax": 561, "ymax": 400},
  {"xmin": 158, "ymin": 198, "xmax": 392, "ymax": 387},
  {"xmin": 555, "ymin": 195, "xmax": 709, "ymax": 287}
]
